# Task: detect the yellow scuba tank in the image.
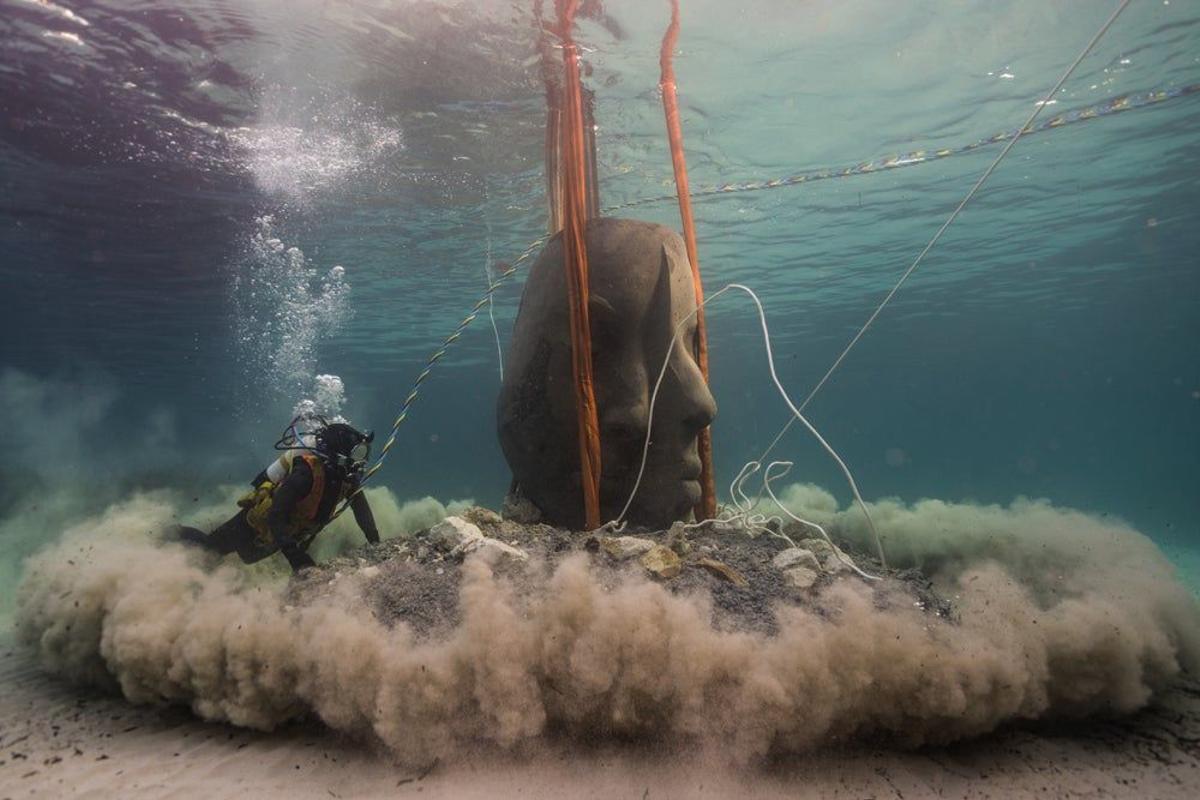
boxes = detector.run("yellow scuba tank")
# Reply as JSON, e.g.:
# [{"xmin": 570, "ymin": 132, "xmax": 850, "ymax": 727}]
[
  {"xmin": 239, "ymin": 450, "xmax": 297, "ymax": 544},
  {"xmin": 240, "ymin": 481, "xmax": 277, "ymax": 544},
  {"xmin": 238, "ymin": 451, "xmax": 334, "ymax": 546}
]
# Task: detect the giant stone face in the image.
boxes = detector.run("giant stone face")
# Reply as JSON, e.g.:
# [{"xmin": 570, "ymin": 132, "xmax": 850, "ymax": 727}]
[{"xmin": 497, "ymin": 217, "xmax": 716, "ymax": 529}]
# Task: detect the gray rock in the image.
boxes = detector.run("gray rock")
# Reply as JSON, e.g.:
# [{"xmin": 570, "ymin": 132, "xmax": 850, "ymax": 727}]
[
  {"xmin": 772, "ymin": 547, "xmax": 821, "ymax": 572},
  {"xmin": 460, "ymin": 506, "xmax": 503, "ymax": 526},
  {"xmin": 452, "ymin": 535, "xmax": 529, "ymax": 563},
  {"xmin": 601, "ymin": 535, "xmax": 657, "ymax": 561},
  {"xmin": 783, "ymin": 566, "xmax": 819, "ymax": 590},
  {"xmin": 688, "ymin": 518, "xmax": 745, "ymax": 537},
  {"xmin": 666, "ymin": 523, "xmax": 691, "ymax": 556},
  {"xmin": 640, "ymin": 545, "xmax": 682, "ymax": 579},
  {"xmin": 428, "ymin": 516, "xmax": 484, "ymax": 550},
  {"xmin": 799, "ymin": 537, "xmax": 856, "ymax": 574}
]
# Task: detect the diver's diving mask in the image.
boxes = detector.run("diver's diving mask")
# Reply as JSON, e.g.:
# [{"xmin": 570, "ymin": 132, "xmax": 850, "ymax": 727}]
[
  {"xmin": 349, "ymin": 436, "xmax": 372, "ymax": 469},
  {"xmin": 339, "ymin": 431, "xmax": 373, "ymax": 476}
]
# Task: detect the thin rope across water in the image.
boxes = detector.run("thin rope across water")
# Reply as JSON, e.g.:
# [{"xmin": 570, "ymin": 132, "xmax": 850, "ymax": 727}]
[
  {"xmin": 483, "ymin": 222, "xmax": 505, "ymax": 382},
  {"xmin": 607, "ymin": 80, "xmax": 1195, "ymax": 213},
  {"xmin": 335, "ymin": 0, "xmax": 1143, "ymax": 521},
  {"xmin": 326, "ymin": 234, "xmax": 547, "ymax": 521},
  {"xmin": 754, "ymin": 0, "xmax": 1133, "ymax": 468}
]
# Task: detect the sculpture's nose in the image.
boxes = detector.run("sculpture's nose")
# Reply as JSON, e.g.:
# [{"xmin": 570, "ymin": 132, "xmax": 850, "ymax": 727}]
[
  {"xmin": 684, "ymin": 383, "xmax": 717, "ymax": 433},
  {"xmin": 677, "ymin": 350, "xmax": 717, "ymax": 434}
]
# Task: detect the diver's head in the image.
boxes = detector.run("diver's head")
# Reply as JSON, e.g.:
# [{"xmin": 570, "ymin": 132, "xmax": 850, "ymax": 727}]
[{"xmin": 314, "ymin": 422, "xmax": 374, "ymax": 478}]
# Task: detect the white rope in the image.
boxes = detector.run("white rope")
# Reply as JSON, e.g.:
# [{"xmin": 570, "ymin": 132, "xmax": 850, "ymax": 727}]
[
  {"xmin": 483, "ymin": 215, "xmax": 504, "ymax": 382},
  {"xmin": 762, "ymin": 460, "xmax": 881, "ymax": 581},
  {"xmin": 612, "ymin": 282, "xmax": 886, "ymax": 568},
  {"xmin": 756, "ymin": 0, "xmax": 1133, "ymax": 465}
]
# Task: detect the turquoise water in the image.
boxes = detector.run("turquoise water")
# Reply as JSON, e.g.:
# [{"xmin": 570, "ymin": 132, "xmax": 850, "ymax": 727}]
[{"xmin": 1, "ymin": 0, "xmax": 1197, "ymax": 598}]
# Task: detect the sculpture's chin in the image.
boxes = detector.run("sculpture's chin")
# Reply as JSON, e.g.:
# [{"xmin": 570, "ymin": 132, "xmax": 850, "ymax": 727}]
[
  {"xmin": 624, "ymin": 480, "xmax": 702, "ymax": 528},
  {"xmin": 679, "ymin": 479, "xmax": 702, "ymax": 510}
]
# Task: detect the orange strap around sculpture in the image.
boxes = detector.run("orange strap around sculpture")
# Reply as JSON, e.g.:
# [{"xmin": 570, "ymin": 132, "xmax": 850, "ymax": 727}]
[
  {"xmin": 555, "ymin": 0, "xmax": 603, "ymax": 529},
  {"xmin": 660, "ymin": 0, "xmax": 717, "ymax": 520}
]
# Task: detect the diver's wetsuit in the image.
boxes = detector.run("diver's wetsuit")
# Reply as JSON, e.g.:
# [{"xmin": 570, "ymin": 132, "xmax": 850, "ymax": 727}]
[{"xmin": 177, "ymin": 458, "xmax": 380, "ymax": 572}]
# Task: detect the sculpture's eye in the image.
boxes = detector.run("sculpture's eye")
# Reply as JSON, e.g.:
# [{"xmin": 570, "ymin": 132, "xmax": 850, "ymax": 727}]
[
  {"xmin": 591, "ymin": 328, "xmax": 617, "ymax": 360},
  {"xmin": 588, "ymin": 297, "xmax": 621, "ymax": 358},
  {"xmin": 605, "ymin": 419, "xmax": 647, "ymax": 446}
]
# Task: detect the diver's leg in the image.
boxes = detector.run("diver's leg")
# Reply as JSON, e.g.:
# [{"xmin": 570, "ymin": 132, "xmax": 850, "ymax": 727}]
[
  {"xmin": 171, "ymin": 513, "xmax": 248, "ymax": 556},
  {"xmin": 172, "ymin": 513, "xmax": 281, "ymax": 566},
  {"xmin": 208, "ymin": 512, "xmax": 264, "ymax": 558},
  {"xmin": 173, "ymin": 526, "xmax": 213, "ymax": 548}
]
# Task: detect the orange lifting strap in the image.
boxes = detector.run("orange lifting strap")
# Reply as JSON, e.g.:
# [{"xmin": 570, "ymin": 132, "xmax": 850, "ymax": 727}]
[
  {"xmin": 537, "ymin": 14, "xmax": 600, "ymax": 234},
  {"xmin": 659, "ymin": 0, "xmax": 717, "ymax": 520},
  {"xmin": 555, "ymin": 0, "xmax": 603, "ymax": 529}
]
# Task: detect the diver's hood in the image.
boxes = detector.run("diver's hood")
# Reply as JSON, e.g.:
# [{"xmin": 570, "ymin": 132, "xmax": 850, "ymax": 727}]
[{"xmin": 275, "ymin": 416, "xmax": 374, "ymax": 475}]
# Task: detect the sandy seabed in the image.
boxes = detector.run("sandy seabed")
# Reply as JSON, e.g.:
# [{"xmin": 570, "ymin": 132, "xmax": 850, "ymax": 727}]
[
  {"xmin": 6, "ymin": 485, "xmax": 1200, "ymax": 798},
  {"xmin": 3, "ymin": 641, "xmax": 1200, "ymax": 799}
]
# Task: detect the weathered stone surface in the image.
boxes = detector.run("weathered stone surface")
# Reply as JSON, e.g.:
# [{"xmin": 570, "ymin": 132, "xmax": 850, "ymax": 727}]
[
  {"xmin": 772, "ymin": 547, "xmax": 821, "ymax": 572},
  {"xmin": 460, "ymin": 506, "xmax": 503, "ymax": 526},
  {"xmin": 686, "ymin": 518, "xmax": 745, "ymax": 537},
  {"xmin": 501, "ymin": 492, "xmax": 543, "ymax": 524},
  {"xmin": 799, "ymin": 537, "xmax": 856, "ymax": 574},
  {"xmin": 640, "ymin": 544, "xmax": 682, "ymax": 579},
  {"xmin": 497, "ymin": 218, "xmax": 716, "ymax": 529},
  {"xmin": 694, "ymin": 557, "xmax": 748, "ymax": 587},
  {"xmin": 452, "ymin": 535, "xmax": 529, "ymax": 563},
  {"xmin": 428, "ymin": 516, "xmax": 484, "ymax": 550},
  {"xmin": 666, "ymin": 523, "xmax": 691, "ymax": 556},
  {"xmin": 601, "ymin": 535, "xmax": 656, "ymax": 561},
  {"xmin": 309, "ymin": 507, "xmax": 956, "ymax": 638},
  {"xmin": 783, "ymin": 566, "xmax": 819, "ymax": 590}
]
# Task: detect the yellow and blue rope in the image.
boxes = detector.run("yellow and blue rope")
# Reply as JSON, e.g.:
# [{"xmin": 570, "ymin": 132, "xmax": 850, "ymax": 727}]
[{"xmin": 328, "ymin": 233, "xmax": 547, "ymax": 520}]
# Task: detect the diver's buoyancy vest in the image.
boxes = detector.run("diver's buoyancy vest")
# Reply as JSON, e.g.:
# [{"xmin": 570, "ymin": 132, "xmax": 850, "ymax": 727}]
[{"xmin": 240, "ymin": 451, "xmax": 350, "ymax": 548}]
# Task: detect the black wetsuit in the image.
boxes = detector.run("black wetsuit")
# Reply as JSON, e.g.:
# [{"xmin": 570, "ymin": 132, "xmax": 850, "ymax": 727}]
[{"xmin": 177, "ymin": 458, "xmax": 380, "ymax": 572}]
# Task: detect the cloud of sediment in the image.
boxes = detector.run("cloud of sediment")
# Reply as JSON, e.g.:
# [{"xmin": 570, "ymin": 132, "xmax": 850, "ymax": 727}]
[
  {"xmin": 0, "ymin": 368, "xmax": 183, "ymax": 622},
  {"xmin": 13, "ymin": 485, "xmax": 1200, "ymax": 763}
]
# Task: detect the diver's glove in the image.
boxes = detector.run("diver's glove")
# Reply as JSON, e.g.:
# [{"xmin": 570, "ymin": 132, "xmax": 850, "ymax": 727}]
[{"xmin": 281, "ymin": 545, "xmax": 316, "ymax": 573}]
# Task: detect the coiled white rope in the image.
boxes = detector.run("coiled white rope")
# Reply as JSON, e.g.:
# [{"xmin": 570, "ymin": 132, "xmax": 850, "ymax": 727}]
[{"xmin": 612, "ymin": 283, "xmax": 887, "ymax": 569}]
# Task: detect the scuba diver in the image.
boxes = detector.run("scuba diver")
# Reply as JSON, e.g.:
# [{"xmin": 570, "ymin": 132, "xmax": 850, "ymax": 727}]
[{"xmin": 176, "ymin": 416, "xmax": 380, "ymax": 572}]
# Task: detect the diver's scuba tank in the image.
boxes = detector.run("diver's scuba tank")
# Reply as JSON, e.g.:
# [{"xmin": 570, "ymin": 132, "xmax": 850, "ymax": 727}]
[
  {"xmin": 235, "ymin": 415, "xmax": 328, "ymax": 535},
  {"xmin": 237, "ymin": 416, "xmax": 375, "ymax": 542}
]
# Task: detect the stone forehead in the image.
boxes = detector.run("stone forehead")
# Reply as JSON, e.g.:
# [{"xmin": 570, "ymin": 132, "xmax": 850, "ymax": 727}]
[
  {"xmin": 523, "ymin": 218, "xmax": 691, "ymax": 325},
  {"xmin": 582, "ymin": 218, "xmax": 687, "ymax": 273},
  {"xmin": 530, "ymin": 219, "xmax": 687, "ymax": 286}
]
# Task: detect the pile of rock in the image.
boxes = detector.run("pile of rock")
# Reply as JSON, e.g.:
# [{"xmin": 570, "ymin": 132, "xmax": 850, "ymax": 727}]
[{"xmin": 305, "ymin": 508, "xmax": 950, "ymax": 636}]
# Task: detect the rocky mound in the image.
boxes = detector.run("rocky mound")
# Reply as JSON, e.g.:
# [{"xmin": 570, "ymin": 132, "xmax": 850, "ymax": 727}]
[{"xmin": 293, "ymin": 507, "xmax": 953, "ymax": 637}]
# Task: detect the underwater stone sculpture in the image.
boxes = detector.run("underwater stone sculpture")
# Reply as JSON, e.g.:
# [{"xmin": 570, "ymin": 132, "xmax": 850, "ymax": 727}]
[{"xmin": 497, "ymin": 217, "xmax": 716, "ymax": 529}]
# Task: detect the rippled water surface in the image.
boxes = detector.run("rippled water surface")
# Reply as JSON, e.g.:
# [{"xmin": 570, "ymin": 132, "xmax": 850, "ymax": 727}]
[{"xmin": 1, "ymin": 0, "xmax": 1197, "ymax": 577}]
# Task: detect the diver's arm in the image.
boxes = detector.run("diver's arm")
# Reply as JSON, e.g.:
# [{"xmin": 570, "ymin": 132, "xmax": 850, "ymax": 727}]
[
  {"xmin": 266, "ymin": 462, "xmax": 316, "ymax": 571},
  {"xmin": 349, "ymin": 486, "xmax": 380, "ymax": 545}
]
